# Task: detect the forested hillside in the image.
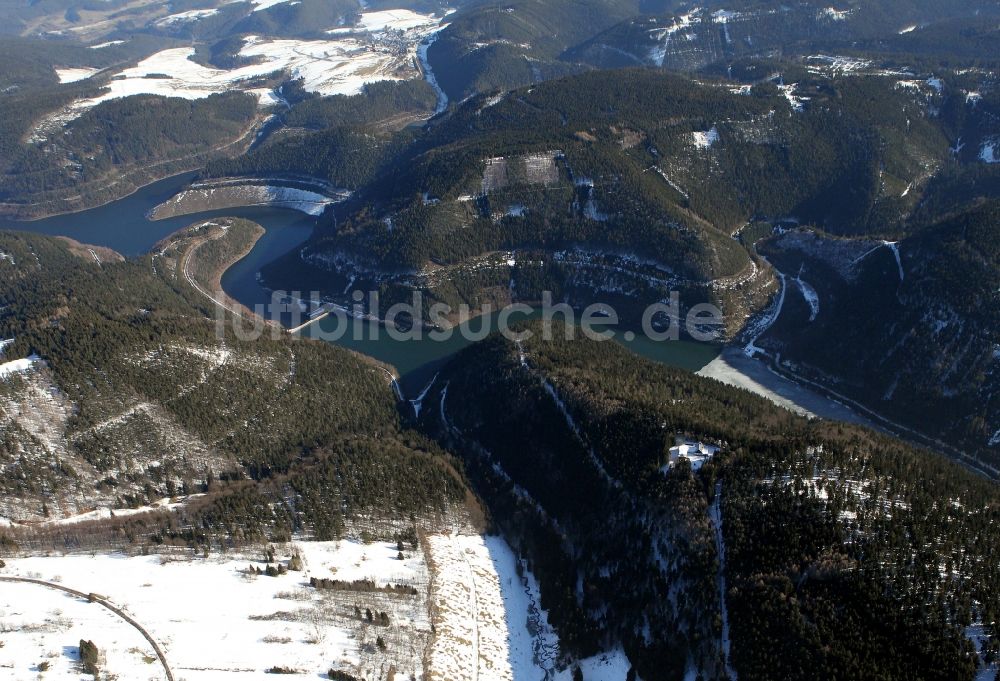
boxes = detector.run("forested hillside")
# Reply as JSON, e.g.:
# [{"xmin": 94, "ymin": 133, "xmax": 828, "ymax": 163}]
[
  {"xmin": 261, "ymin": 64, "xmax": 966, "ymax": 336},
  {"xmin": 428, "ymin": 0, "xmax": 1000, "ymax": 100},
  {"xmin": 570, "ymin": 0, "xmax": 1000, "ymax": 72},
  {"xmin": 757, "ymin": 202, "xmax": 1000, "ymax": 470},
  {"xmin": 0, "ymin": 228, "xmax": 469, "ymax": 539},
  {"xmin": 420, "ymin": 324, "xmax": 1000, "ymax": 680},
  {"xmin": 427, "ymin": 0, "xmax": 652, "ymax": 100}
]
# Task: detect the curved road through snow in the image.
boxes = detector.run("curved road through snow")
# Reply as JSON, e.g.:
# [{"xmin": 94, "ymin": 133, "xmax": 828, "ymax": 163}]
[{"xmin": 0, "ymin": 575, "xmax": 174, "ymax": 681}]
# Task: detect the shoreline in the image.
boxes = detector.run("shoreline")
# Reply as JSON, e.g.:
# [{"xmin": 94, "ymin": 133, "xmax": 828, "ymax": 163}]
[
  {"xmin": 177, "ymin": 220, "xmax": 280, "ymax": 327},
  {"xmin": 0, "ymin": 114, "xmax": 266, "ymax": 222},
  {"xmin": 700, "ymin": 347, "xmax": 997, "ymax": 479},
  {"xmin": 0, "ymin": 169, "xmax": 199, "ymax": 223},
  {"xmin": 757, "ymin": 350, "xmax": 999, "ymax": 479},
  {"xmin": 733, "ymin": 240, "xmax": 998, "ymax": 480},
  {"xmin": 149, "ymin": 178, "xmax": 350, "ymax": 221},
  {"xmin": 184, "ymin": 219, "xmax": 406, "ymax": 397}
]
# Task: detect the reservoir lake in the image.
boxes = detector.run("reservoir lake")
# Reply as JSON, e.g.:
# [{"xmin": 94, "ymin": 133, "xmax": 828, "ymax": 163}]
[{"xmin": 0, "ymin": 172, "xmax": 720, "ymax": 396}]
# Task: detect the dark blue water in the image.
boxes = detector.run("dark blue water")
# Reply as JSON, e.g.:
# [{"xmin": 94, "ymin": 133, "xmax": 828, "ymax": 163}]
[{"xmin": 0, "ymin": 172, "xmax": 315, "ymax": 258}]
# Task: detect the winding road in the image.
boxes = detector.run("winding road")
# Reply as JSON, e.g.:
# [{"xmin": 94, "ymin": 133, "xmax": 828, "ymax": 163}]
[
  {"xmin": 0, "ymin": 575, "xmax": 174, "ymax": 681},
  {"xmin": 180, "ymin": 224, "xmax": 257, "ymax": 323}
]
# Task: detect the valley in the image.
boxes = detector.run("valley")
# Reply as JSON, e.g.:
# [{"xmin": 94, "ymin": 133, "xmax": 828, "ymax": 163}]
[{"xmin": 0, "ymin": 0, "xmax": 998, "ymax": 679}]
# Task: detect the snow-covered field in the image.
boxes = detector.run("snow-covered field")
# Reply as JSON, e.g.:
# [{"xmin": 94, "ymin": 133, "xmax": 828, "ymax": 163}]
[
  {"xmin": 0, "ymin": 578, "xmax": 162, "ymax": 680},
  {"xmin": 358, "ymin": 9, "xmax": 440, "ymax": 33},
  {"xmin": 426, "ymin": 533, "xmax": 559, "ymax": 681},
  {"xmin": 33, "ymin": 8, "xmax": 447, "ymax": 138},
  {"xmin": 0, "ymin": 539, "xmax": 431, "ymax": 680},
  {"xmin": 1, "ymin": 533, "xmax": 614, "ymax": 680},
  {"xmin": 55, "ymin": 67, "xmax": 100, "ymax": 83}
]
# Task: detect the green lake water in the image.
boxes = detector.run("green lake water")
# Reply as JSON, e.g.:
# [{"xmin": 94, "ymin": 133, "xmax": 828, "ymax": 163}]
[{"xmin": 2, "ymin": 172, "xmax": 720, "ymax": 397}]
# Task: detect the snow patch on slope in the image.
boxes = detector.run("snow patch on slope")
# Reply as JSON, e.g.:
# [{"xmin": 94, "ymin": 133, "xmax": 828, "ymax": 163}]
[
  {"xmin": 0, "ymin": 355, "xmax": 39, "ymax": 380},
  {"xmin": 648, "ymin": 11, "xmax": 699, "ymax": 66},
  {"xmin": 692, "ymin": 126, "xmax": 719, "ymax": 149},
  {"xmin": 154, "ymin": 7, "xmax": 219, "ymax": 26},
  {"xmin": 819, "ymin": 7, "xmax": 853, "ymax": 21},
  {"xmin": 249, "ymin": 0, "xmax": 299, "ymax": 12},
  {"xmin": 55, "ymin": 67, "xmax": 99, "ymax": 83},
  {"xmin": 981, "ymin": 139, "xmax": 1000, "ymax": 164}
]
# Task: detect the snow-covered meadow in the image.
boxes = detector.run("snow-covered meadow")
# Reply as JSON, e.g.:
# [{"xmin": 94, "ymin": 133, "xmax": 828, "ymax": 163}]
[
  {"xmin": 55, "ymin": 67, "xmax": 101, "ymax": 84},
  {"xmin": 38, "ymin": 8, "xmax": 448, "ymax": 140},
  {"xmin": 426, "ymin": 533, "xmax": 559, "ymax": 681},
  {"xmin": 0, "ymin": 578, "xmax": 163, "ymax": 680},
  {"xmin": 0, "ymin": 539, "xmax": 432, "ymax": 680},
  {"xmin": 0, "ymin": 532, "xmax": 635, "ymax": 680},
  {"xmin": 0, "ymin": 355, "xmax": 40, "ymax": 380},
  {"xmin": 692, "ymin": 126, "xmax": 719, "ymax": 149}
]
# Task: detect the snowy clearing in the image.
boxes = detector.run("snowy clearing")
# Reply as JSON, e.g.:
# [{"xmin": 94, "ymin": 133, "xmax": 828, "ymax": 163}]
[
  {"xmin": 55, "ymin": 67, "xmax": 100, "ymax": 83},
  {"xmin": 1, "ymin": 539, "xmax": 431, "ymax": 680},
  {"xmin": 0, "ymin": 578, "xmax": 163, "ymax": 681},
  {"xmin": 357, "ymin": 9, "xmax": 441, "ymax": 33},
  {"xmin": 7, "ymin": 495, "xmax": 205, "ymax": 528},
  {"xmin": 154, "ymin": 8, "xmax": 219, "ymax": 27},
  {"xmin": 34, "ymin": 8, "xmax": 445, "ymax": 134},
  {"xmin": 426, "ymin": 533, "xmax": 557, "ymax": 681},
  {"xmin": 692, "ymin": 126, "xmax": 719, "ymax": 149},
  {"xmin": 967, "ymin": 622, "xmax": 999, "ymax": 681},
  {"xmin": 648, "ymin": 11, "xmax": 699, "ymax": 66},
  {"xmin": 89, "ymin": 40, "xmax": 125, "ymax": 49},
  {"xmin": 981, "ymin": 140, "xmax": 999, "ymax": 164},
  {"xmin": 0, "ymin": 355, "xmax": 39, "ymax": 380},
  {"xmin": 249, "ymin": 0, "xmax": 299, "ymax": 13},
  {"xmin": 778, "ymin": 83, "xmax": 808, "ymax": 112}
]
